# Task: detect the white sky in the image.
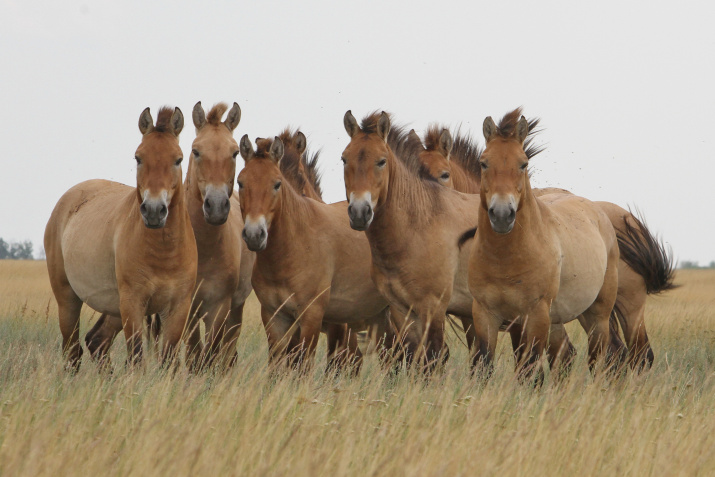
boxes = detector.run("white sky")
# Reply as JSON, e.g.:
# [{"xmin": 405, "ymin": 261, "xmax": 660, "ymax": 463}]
[{"xmin": 1, "ymin": 0, "xmax": 713, "ymax": 263}]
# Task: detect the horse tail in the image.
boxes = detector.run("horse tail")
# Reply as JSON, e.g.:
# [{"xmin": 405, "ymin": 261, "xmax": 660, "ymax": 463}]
[
  {"xmin": 458, "ymin": 227, "xmax": 477, "ymax": 249},
  {"xmin": 616, "ymin": 208, "xmax": 678, "ymax": 295}
]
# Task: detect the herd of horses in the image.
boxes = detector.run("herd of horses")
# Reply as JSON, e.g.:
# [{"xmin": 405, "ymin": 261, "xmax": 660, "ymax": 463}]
[{"xmin": 44, "ymin": 102, "xmax": 676, "ymax": 380}]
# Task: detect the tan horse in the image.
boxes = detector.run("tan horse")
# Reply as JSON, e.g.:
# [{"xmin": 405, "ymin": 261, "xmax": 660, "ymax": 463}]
[
  {"xmin": 468, "ymin": 110, "xmax": 619, "ymax": 379},
  {"xmin": 83, "ymin": 102, "xmax": 252, "ymax": 369},
  {"xmin": 237, "ymin": 135, "xmax": 391, "ymax": 371},
  {"xmin": 276, "ymin": 128, "xmax": 397, "ymax": 364},
  {"xmin": 342, "ymin": 110, "xmax": 485, "ymax": 370},
  {"xmin": 45, "ymin": 107, "xmax": 197, "ymax": 370},
  {"xmin": 416, "ymin": 124, "xmax": 675, "ymax": 368}
]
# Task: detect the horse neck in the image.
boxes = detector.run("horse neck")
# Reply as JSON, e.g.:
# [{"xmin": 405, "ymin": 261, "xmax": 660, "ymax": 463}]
[
  {"xmin": 368, "ymin": 151, "xmax": 437, "ymax": 243},
  {"xmin": 477, "ymin": 178, "xmax": 544, "ymax": 252},
  {"xmin": 450, "ymin": 161, "xmax": 481, "ymax": 194},
  {"xmin": 260, "ymin": 181, "xmax": 313, "ymax": 260}
]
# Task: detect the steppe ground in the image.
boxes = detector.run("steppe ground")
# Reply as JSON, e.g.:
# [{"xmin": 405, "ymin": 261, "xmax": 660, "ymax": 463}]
[{"xmin": 0, "ymin": 260, "xmax": 713, "ymax": 476}]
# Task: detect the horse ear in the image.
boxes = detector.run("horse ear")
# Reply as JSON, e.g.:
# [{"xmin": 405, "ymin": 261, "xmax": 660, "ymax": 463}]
[
  {"xmin": 516, "ymin": 116, "xmax": 529, "ymax": 144},
  {"xmin": 192, "ymin": 101, "xmax": 206, "ymax": 130},
  {"xmin": 295, "ymin": 131, "xmax": 307, "ymax": 155},
  {"xmin": 224, "ymin": 102, "xmax": 241, "ymax": 132},
  {"xmin": 483, "ymin": 116, "xmax": 497, "ymax": 143},
  {"xmin": 138, "ymin": 107, "xmax": 154, "ymax": 135},
  {"xmin": 377, "ymin": 112, "xmax": 391, "ymax": 142},
  {"xmin": 270, "ymin": 137, "xmax": 284, "ymax": 163},
  {"xmin": 408, "ymin": 129, "xmax": 424, "ymax": 150},
  {"xmin": 344, "ymin": 110, "xmax": 359, "ymax": 138},
  {"xmin": 170, "ymin": 107, "xmax": 184, "ymax": 136},
  {"xmin": 239, "ymin": 134, "xmax": 254, "ymax": 161},
  {"xmin": 439, "ymin": 129, "xmax": 453, "ymax": 158}
]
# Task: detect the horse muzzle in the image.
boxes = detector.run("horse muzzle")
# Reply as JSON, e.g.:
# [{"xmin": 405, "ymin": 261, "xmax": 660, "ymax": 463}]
[
  {"xmin": 203, "ymin": 187, "xmax": 231, "ymax": 226},
  {"xmin": 140, "ymin": 197, "xmax": 169, "ymax": 229},
  {"xmin": 242, "ymin": 218, "xmax": 268, "ymax": 251},
  {"xmin": 488, "ymin": 196, "xmax": 516, "ymax": 234},
  {"xmin": 348, "ymin": 197, "xmax": 374, "ymax": 231}
]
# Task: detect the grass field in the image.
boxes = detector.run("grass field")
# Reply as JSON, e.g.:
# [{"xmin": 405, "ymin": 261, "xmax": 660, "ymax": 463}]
[{"xmin": 1, "ymin": 260, "xmax": 713, "ymax": 476}]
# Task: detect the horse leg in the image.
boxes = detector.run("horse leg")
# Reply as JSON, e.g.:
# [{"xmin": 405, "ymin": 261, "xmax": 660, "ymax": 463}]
[
  {"xmin": 389, "ymin": 305, "xmax": 424, "ymax": 369},
  {"xmin": 325, "ymin": 323, "xmax": 363, "ymax": 375},
  {"xmin": 470, "ymin": 299, "xmax": 501, "ymax": 379},
  {"xmin": 292, "ymin": 304, "xmax": 324, "ymax": 374},
  {"xmin": 581, "ymin": 262, "xmax": 620, "ymax": 374},
  {"xmin": 85, "ymin": 313, "xmax": 123, "ymax": 370},
  {"xmin": 615, "ymin": 290, "xmax": 653, "ymax": 371},
  {"xmin": 119, "ymin": 298, "xmax": 147, "ymax": 368},
  {"xmin": 184, "ymin": 301, "xmax": 205, "ymax": 371},
  {"xmin": 507, "ymin": 322, "xmax": 524, "ymax": 365},
  {"xmin": 424, "ymin": 312, "xmax": 448, "ymax": 373},
  {"xmin": 260, "ymin": 307, "xmax": 296, "ymax": 369},
  {"xmin": 547, "ymin": 323, "xmax": 577, "ymax": 378},
  {"xmin": 160, "ymin": 298, "xmax": 192, "ymax": 369},
  {"xmin": 516, "ymin": 302, "xmax": 551, "ymax": 384},
  {"xmin": 56, "ymin": 285, "xmax": 84, "ymax": 372},
  {"xmin": 218, "ymin": 299, "xmax": 244, "ymax": 369},
  {"xmin": 457, "ymin": 315, "xmax": 476, "ymax": 351},
  {"xmin": 203, "ymin": 299, "xmax": 234, "ymax": 369}
]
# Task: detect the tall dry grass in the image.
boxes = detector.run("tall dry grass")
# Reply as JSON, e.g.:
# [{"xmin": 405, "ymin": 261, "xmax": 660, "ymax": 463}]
[{"xmin": 0, "ymin": 261, "xmax": 713, "ymax": 476}]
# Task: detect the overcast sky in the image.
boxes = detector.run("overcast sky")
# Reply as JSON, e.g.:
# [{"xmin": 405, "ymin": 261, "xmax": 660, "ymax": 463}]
[{"xmin": 1, "ymin": 0, "xmax": 713, "ymax": 263}]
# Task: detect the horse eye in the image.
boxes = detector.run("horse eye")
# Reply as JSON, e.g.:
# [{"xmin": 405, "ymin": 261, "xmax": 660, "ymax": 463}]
[
  {"xmin": 175, "ymin": 157, "xmax": 183, "ymax": 166},
  {"xmin": 340, "ymin": 157, "xmax": 347, "ymax": 165},
  {"xmin": 440, "ymin": 172, "xmax": 450, "ymax": 180},
  {"xmin": 520, "ymin": 162, "xmax": 528, "ymax": 170},
  {"xmin": 232, "ymin": 151, "xmax": 239, "ymax": 160},
  {"xmin": 192, "ymin": 149, "xmax": 200, "ymax": 158},
  {"xmin": 135, "ymin": 156, "xmax": 142, "ymax": 166},
  {"xmin": 376, "ymin": 158, "xmax": 387, "ymax": 168},
  {"xmin": 274, "ymin": 181, "xmax": 282, "ymax": 191},
  {"xmin": 237, "ymin": 181, "xmax": 243, "ymax": 190},
  {"xmin": 480, "ymin": 162, "xmax": 488, "ymax": 170}
]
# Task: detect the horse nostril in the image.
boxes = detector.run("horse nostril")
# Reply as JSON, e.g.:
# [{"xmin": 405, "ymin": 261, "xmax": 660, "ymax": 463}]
[
  {"xmin": 509, "ymin": 209, "xmax": 516, "ymax": 220},
  {"xmin": 242, "ymin": 229, "xmax": 248, "ymax": 241},
  {"xmin": 204, "ymin": 199, "xmax": 211, "ymax": 210},
  {"xmin": 259, "ymin": 228, "xmax": 266, "ymax": 239},
  {"xmin": 160, "ymin": 205, "xmax": 168, "ymax": 218},
  {"xmin": 348, "ymin": 204, "xmax": 353, "ymax": 215},
  {"xmin": 223, "ymin": 198, "xmax": 230, "ymax": 210},
  {"xmin": 140, "ymin": 203, "xmax": 147, "ymax": 215}
]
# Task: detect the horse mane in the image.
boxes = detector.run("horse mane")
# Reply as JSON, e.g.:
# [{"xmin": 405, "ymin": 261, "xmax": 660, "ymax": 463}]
[
  {"xmin": 154, "ymin": 106, "xmax": 175, "ymax": 133},
  {"xmin": 277, "ymin": 128, "xmax": 323, "ymax": 199},
  {"xmin": 360, "ymin": 112, "xmax": 436, "ymax": 181},
  {"xmin": 495, "ymin": 107, "xmax": 546, "ymax": 160},
  {"xmin": 303, "ymin": 147, "xmax": 322, "ymax": 197},
  {"xmin": 254, "ymin": 138, "xmax": 273, "ymax": 158},
  {"xmin": 424, "ymin": 125, "xmax": 484, "ymax": 179},
  {"xmin": 206, "ymin": 103, "xmax": 229, "ymax": 126}
]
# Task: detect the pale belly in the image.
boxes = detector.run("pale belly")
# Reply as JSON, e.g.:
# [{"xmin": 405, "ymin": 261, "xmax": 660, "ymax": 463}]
[{"xmin": 61, "ymin": 215, "xmax": 121, "ymax": 316}]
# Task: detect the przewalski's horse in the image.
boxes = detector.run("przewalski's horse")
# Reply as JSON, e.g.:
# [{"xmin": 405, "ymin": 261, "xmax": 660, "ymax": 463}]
[
  {"xmin": 275, "ymin": 128, "xmax": 369, "ymax": 369},
  {"xmin": 416, "ymin": 122, "xmax": 675, "ymax": 369},
  {"xmin": 237, "ymin": 135, "xmax": 390, "ymax": 372},
  {"xmin": 468, "ymin": 110, "xmax": 620, "ymax": 380},
  {"xmin": 342, "ymin": 111, "xmax": 482, "ymax": 371},
  {"xmin": 83, "ymin": 102, "xmax": 251, "ymax": 369},
  {"xmin": 45, "ymin": 107, "xmax": 197, "ymax": 370}
]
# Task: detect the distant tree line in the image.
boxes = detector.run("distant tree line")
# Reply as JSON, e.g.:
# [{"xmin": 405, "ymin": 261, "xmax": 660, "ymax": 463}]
[
  {"xmin": 679, "ymin": 260, "xmax": 715, "ymax": 269},
  {"xmin": 0, "ymin": 238, "xmax": 34, "ymax": 260}
]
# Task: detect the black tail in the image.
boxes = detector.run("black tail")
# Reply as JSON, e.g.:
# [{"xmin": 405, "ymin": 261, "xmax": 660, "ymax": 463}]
[
  {"xmin": 458, "ymin": 227, "xmax": 477, "ymax": 249},
  {"xmin": 615, "ymin": 208, "xmax": 678, "ymax": 295}
]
